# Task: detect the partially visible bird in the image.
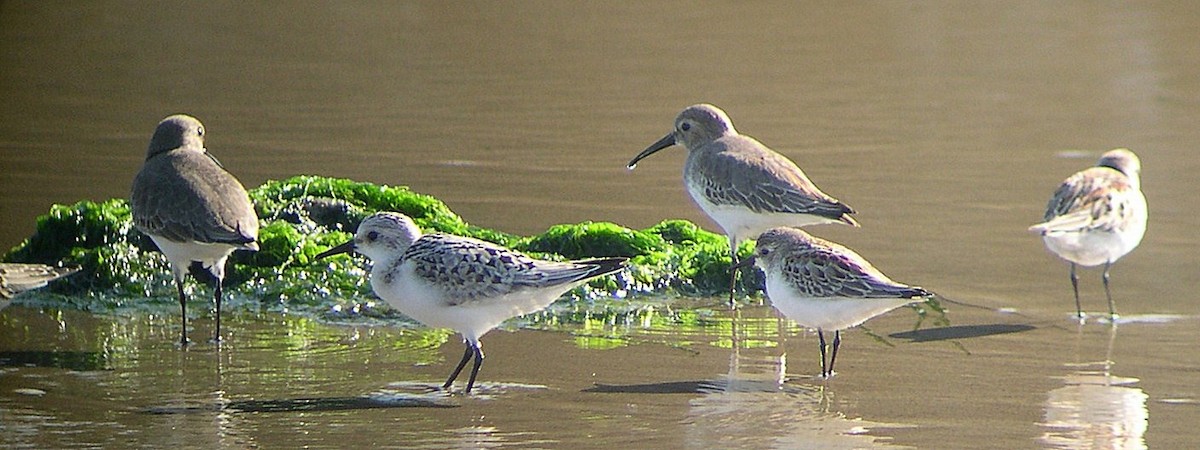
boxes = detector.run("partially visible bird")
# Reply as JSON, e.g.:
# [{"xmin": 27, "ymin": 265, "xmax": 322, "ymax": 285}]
[{"xmin": 0, "ymin": 263, "xmax": 80, "ymax": 299}]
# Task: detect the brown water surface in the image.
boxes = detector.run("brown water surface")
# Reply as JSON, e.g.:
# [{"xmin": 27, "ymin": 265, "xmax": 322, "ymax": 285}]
[{"xmin": 2, "ymin": 1, "xmax": 1199, "ymax": 448}]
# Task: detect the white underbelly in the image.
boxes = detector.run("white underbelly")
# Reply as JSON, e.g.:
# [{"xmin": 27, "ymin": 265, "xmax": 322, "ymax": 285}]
[
  {"xmin": 765, "ymin": 275, "xmax": 916, "ymax": 331},
  {"xmin": 691, "ymin": 196, "xmax": 840, "ymax": 243}
]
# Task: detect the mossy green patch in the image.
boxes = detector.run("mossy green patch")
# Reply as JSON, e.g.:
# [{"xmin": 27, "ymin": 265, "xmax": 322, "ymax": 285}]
[{"xmin": 4, "ymin": 175, "xmax": 758, "ymax": 313}]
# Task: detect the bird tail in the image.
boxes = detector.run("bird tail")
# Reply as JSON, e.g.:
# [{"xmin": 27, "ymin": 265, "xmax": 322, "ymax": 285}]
[
  {"xmin": 573, "ymin": 257, "xmax": 630, "ymax": 279},
  {"xmin": 1028, "ymin": 211, "xmax": 1092, "ymax": 236},
  {"xmin": 839, "ymin": 213, "xmax": 861, "ymax": 228}
]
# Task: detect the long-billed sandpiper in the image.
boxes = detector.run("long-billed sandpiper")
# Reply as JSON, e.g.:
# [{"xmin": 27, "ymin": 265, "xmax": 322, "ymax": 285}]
[
  {"xmin": 1028, "ymin": 148, "xmax": 1147, "ymax": 321},
  {"xmin": 130, "ymin": 114, "xmax": 259, "ymax": 345},
  {"xmin": 734, "ymin": 227, "xmax": 932, "ymax": 378},
  {"xmin": 316, "ymin": 212, "xmax": 628, "ymax": 394},
  {"xmin": 0, "ymin": 263, "xmax": 80, "ymax": 299},
  {"xmin": 627, "ymin": 104, "xmax": 858, "ymax": 303}
]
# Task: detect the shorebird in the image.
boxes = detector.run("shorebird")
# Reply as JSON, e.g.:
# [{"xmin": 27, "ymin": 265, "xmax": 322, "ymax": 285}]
[
  {"xmin": 0, "ymin": 263, "xmax": 80, "ymax": 299},
  {"xmin": 1029, "ymin": 148, "xmax": 1147, "ymax": 321},
  {"xmin": 627, "ymin": 104, "xmax": 857, "ymax": 303},
  {"xmin": 734, "ymin": 227, "xmax": 932, "ymax": 378},
  {"xmin": 130, "ymin": 114, "xmax": 259, "ymax": 345},
  {"xmin": 316, "ymin": 212, "xmax": 628, "ymax": 393}
]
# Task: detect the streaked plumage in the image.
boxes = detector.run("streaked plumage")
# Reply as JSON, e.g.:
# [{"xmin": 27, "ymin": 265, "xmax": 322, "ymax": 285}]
[
  {"xmin": 316, "ymin": 212, "xmax": 627, "ymax": 393},
  {"xmin": 0, "ymin": 263, "xmax": 80, "ymax": 299},
  {"xmin": 1029, "ymin": 148, "xmax": 1147, "ymax": 320},
  {"xmin": 736, "ymin": 227, "xmax": 932, "ymax": 378},
  {"xmin": 130, "ymin": 114, "xmax": 259, "ymax": 345},
  {"xmin": 627, "ymin": 104, "xmax": 857, "ymax": 303}
]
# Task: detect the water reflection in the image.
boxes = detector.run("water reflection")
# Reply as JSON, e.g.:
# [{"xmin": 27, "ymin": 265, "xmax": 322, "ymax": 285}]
[
  {"xmin": 682, "ymin": 310, "xmax": 910, "ymax": 449},
  {"xmin": 1039, "ymin": 325, "xmax": 1147, "ymax": 449}
]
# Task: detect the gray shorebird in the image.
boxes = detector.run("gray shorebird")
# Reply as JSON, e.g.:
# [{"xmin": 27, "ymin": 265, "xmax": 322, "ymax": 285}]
[
  {"xmin": 627, "ymin": 104, "xmax": 858, "ymax": 303},
  {"xmin": 734, "ymin": 227, "xmax": 931, "ymax": 378},
  {"xmin": 130, "ymin": 114, "xmax": 259, "ymax": 345},
  {"xmin": 0, "ymin": 263, "xmax": 80, "ymax": 299},
  {"xmin": 316, "ymin": 212, "xmax": 627, "ymax": 394},
  {"xmin": 1029, "ymin": 149, "xmax": 1147, "ymax": 321}
]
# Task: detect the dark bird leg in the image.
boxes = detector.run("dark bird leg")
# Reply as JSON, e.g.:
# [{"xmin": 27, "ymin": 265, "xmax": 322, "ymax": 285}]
[
  {"xmin": 213, "ymin": 276, "xmax": 223, "ymax": 343},
  {"xmin": 444, "ymin": 340, "xmax": 474, "ymax": 391},
  {"xmin": 207, "ymin": 262, "xmax": 227, "ymax": 344},
  {"xmin": 174, "ymin": 277, "xmax": 189, "ymax": 346},
  {"xmin": 727, "ymin": 236, "xmax": 740, "ymax": 308},
  {"xmin": 464, "ymin": 344, "xmax": 484, "ymax": 394},
  {"xmin": 818, "ymin": 329, "xmax": 829, "ymax": 378},
  {"xmin": 827, "ymin": 330, "xmax": 841, "ymax": 378},
  {"xmin": 1102, "ymin": 261, "xmax": 1118, "ymax": 320},
  {"xmin": 1070, "ymin": 263, "xmax": 1083, "ymax": 322},
  {"xmin": 728, "ymin": 253, "xmax": 739, "ymax": 308}
]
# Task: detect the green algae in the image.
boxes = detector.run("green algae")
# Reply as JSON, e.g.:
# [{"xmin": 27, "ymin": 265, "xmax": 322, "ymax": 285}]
[
  {"xmin": 2, "ymin": 175, "xmax": 946, "ymax": 331},
  {"xmin": 4, "ymin": 175, "xmax": 758, "ymax": 314}
]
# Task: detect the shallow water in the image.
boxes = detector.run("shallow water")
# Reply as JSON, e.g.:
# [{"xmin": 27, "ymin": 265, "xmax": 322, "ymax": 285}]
[
  {"xmin": 2, "ymin": 1, "xmax": 1200, "ymax": 448},
  {"xmin": 3, "ymin": 302, "xmax": 1198, "ymax": 448}
]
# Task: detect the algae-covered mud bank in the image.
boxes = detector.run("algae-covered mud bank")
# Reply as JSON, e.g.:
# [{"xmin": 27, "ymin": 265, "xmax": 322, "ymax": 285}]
[{"xmin": 2, "ymin": 176, "xmax": 773, "ymax": 314}]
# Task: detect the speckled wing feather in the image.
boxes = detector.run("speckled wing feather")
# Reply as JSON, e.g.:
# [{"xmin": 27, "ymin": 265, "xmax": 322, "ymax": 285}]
[
  {"xmin": 402, "ymin": 234, "xmax": 623, "ymax": 304},
  {"xmin": 1034, "ymin": 167, "xmax": 1139, "ymax": 235},
  {"xmin": 131, "ymin": 150, "xmax": 258, "ymax": 246},
  {"xmin": 779, "ymin": 242, "xmax": 930, "ymax": 299},
  {"xmin": 693, "ymin": 137, "xmax": 855, "ymax": 221}
]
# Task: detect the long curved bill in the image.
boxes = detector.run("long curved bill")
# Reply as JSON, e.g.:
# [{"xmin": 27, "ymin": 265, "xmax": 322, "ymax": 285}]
[
  {"xmin": 626, "ymin": 132, "xmax": 676, "ymax": 169},
  {"xmin": 315, "ymin": 240, "xmax": 356, "ymax": 260},
  {"xmin": 730, "ymin": 255, "xmax": 757, "ymax": 271}
]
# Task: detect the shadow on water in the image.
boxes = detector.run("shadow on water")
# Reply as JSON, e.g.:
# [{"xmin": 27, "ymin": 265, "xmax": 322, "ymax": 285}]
[
  {"xmin": 584, "ymin": 380, "xmax": 719, "ymax": 394},
  {"xmin": 0, "ymin": 351, "xmax": 110, "ymax": 371},
  {"xmin": 888, "ymin": 324, "xmax": 1037, "ymax": 342},
  {"xmin": 142, "ymin": 394, "xmax": 456, "ymax": 415}
]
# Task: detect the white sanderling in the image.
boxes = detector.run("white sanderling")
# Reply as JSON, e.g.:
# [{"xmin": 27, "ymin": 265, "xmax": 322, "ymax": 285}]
[
  {"xmin": 0, "ymin": 263, "xmax": 80, "ymax": 299},
  {"xmin": 1029, "ymin": 148, "xmax": 1147, "ymax": 321},
  {"xmin": 130, "ymin": 114, "xmax": 259, "ymax": 345},
  {"xmin": 627, "ymin": 104, "xmax": 858, "ymax": 303},
  {"xmin": 316, "ymin": 212, "xmax": 628, "ymax": 394},
  {"xmin": 734, "ymin": 227, "xmax": 932, "ymax": 378}
]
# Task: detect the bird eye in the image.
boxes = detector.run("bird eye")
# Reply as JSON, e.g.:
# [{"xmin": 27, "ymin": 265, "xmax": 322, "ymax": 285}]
[
  {"xmin": 367, "ymin": 231, "xmax": 379, "ymax": 241},
  {"xmin": 758, "ymin": 248, "xmax": 769, "ymax": 256},
  {"xmin": 680, "ymin": 122, "xmax": 692, "ymax": 131},
  {"xmin": 196, "ymin": 126, "xmax": 204, "ymax": 137}
]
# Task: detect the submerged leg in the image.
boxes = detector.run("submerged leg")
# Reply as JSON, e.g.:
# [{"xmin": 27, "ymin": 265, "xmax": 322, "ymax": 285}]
[
  {"xmin": 1102, "ymin": 261, "xmax": 1117, "ymax": 320},
  {"xmin": 1069, "ymin": 263, "xmax": 1083, "ymax": 321},
  {"xmin": 464, "ymin": 344, "xmax": 485, "ymax": 394},
  {"xmin": 817, "ymin": 329, "xmax": 829, "ymax": 378},
  {"xmin": 175, "ymin": 278, "xmax": 189, "ymax": 346},
  {"xmin": 827, "ymin": 330, "xmax": 841, "ymax": 378},
  {"xmin": 443, "ymin": 340, "xmax": 474, "ymax": 390}
]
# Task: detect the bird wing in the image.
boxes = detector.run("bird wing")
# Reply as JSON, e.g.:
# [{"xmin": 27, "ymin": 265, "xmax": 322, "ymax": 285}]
[
  {"xmin": 693, "ymin": 137, "xmax": 856, "ymax": 222},
  {"xmin": 779, "ymin": 243, "xmax": 930, "ymax": 299},
  {"xmin": 403, "ymin": 235, "xmax": 624, "ymax": 305},
  {"xmin": 131, "ymin": 150, "xmax": 259, "ymax": 247}
]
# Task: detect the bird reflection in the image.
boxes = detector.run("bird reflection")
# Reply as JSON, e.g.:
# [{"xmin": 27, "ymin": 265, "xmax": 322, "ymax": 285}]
[
  {"xmin": 1039, "ymin": 325, "xmax": 1147, "ymax": 449},
  {"xmin": 682, "ymin": 308, "xmax": 908, "ymax": 449}
]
